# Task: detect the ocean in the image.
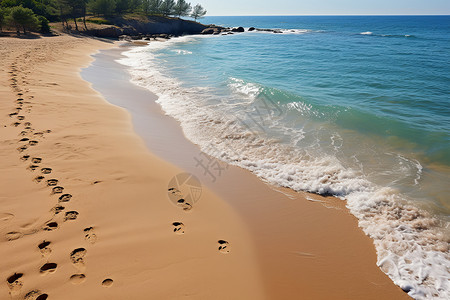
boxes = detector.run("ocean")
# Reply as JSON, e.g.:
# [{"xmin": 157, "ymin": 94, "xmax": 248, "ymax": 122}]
[{"xmin": 118, "ymin": 16, "xmax": 450, "ymax": 299}]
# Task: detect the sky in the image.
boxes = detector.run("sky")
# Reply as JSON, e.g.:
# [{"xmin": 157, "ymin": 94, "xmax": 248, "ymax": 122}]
[{"xmin": 197, "ymin": 0, "xmax": 450, "ymax": 16}]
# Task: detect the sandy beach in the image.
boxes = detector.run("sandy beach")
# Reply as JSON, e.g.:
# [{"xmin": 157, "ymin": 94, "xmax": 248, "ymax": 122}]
[{"xmin": 0, "ymin": 34, "xmax": 410, "ymax": 299}]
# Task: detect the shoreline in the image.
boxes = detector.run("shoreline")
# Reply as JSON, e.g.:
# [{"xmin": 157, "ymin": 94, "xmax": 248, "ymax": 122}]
[{"xmin": 83, "ymin": 41, "xmax": 410, "ymax": 299}]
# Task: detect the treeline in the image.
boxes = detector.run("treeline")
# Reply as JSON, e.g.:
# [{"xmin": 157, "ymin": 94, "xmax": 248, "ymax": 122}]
[{"xmin": 0, "ymin": 0, "xmax": 206, "ymax": 33}]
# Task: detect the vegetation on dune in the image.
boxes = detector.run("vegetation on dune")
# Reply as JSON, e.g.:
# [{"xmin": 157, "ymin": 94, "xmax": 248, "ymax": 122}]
[{"xmin": 0, "ymin": 0, "xmax": 207, "ymax": 33}]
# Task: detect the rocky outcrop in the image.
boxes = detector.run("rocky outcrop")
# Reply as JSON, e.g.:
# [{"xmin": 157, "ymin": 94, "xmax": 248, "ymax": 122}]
[
  {"xmin": 255, "ymin": 28, "xmax": 283, "ymax": 34},
  {"xmin": 201, "ymin": 26, "xmax": 223, "ymax": 35},
  {"xmin": 84, "ymin": 16, "xmax": 285, "ymax": 40},
  {"xmin": 86, "ymin": 16, "xmax": 209, "ymax": 38},
  {"xmin": 86, "ymin": 27, "xmax": 123, "ymax": 38},
  {"xmin": 231, "ymin": 27, "xmax": 245, "ymax": 33},
  {"xmin": 112, "ymin": 16, "xmax": 208, "ymax": 36}
]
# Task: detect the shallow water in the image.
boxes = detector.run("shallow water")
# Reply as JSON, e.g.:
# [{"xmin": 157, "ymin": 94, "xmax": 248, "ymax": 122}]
[{"xmin": 118, "ymin": 16, "xmax": 450, "ymax": 299}]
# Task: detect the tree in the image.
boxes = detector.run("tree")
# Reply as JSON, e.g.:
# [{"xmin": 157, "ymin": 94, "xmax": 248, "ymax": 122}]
[
  {"xmin": 114, "ymin": 0, "xmax": 129, "ymax": 14},
  {"xmin": 190, "ymin": 3, "xmax": 205, "ymax": 21},
  {"xmin": 141, "ymin": 0, "xmax": 150, "ymax": 15},
  {"xmin": 0, "ymin": 7, "xmax": 7, "ymax": 32},
  {"xmin": 159, "ymin": 0, "xmax": 174, "ymax": 16},
  {"xmin": 128, "ymin": 0, "xmax": 142, "ymax": 12},
  {"xmin": 147, "ymin": 0, "xmax": 162, "ymax": 15},
  {"xmin": 173, "ymin": 0, "xmax": 190, "ymax": 17},
  {"xmin": 58, "ymin": 0, "xmax": 86, "ymax": 31},
  {"xmin": 6, "ymin": 5, "xmax": 39, "ymax": 34},
  {"xmin": 89, "ymin": 0, "xmax": 116, "ymax": 16},
  {"xmin": 38, "ymin": 15, "xmax": 50, "ymax": 32}
]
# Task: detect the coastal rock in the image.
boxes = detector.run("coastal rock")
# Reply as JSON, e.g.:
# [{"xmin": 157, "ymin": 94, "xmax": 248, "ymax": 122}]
[
  {"xmin": 249, "ymin": 27, "xmax": 255, "ymax": 31},
  {"xmin": 118, "ymin": 35, "xmax": 131, "ymax": 41},
  {"xmin": 201, "ymin": 28, "xmax": 215, "ymax": 34},
  {"xmin": 87, "ymin": 27, "xmax": 123, "ymax": 38},
  {"xmin": 201, "ymin": 27, "xmax": 223, "ymax": 35},
  {"xmin": 231, "ymin": 27, "xmax": 245, "ymax": 33}
]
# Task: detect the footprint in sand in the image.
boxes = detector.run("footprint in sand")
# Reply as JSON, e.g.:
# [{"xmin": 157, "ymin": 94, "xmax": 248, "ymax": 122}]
[
  {"xmin": 42, "ymin": 222, "xmax": 58, "ymax": 231},
  {"xmin": 51, "ymin": 186, "xmax": 64, "ymax": 194},
  {"xmin": 34, "ymin": 176, "xmax": 45, "ymax": 183},
  {"xmin": 102, "ymin": 279, "xmax": 113, "ymax": 287},
  {"xmin": 6, "ymin": 273, "xmax": 23, "ymax": 295},
  {"xmin": 28, "ymin": 165, "xmax": 39, "ymax": 171},
  {"xmin": 70, "ymin": 248, "xmax": 87, "ymax": 269},
  {"xmin": 17, "ymin": 145, "xmax": 28, "ymax": 152},
  {"xmin": 84, "ymin": 227, "xmax": 97, "ymax": 244},
  {"xmin": 20, "ymin": 155, "xmax": 30, "ymax": 161},
  {"xmin": 172, "ymin": 222, "xmax": 185, "ymax": 235},
  {"xmin": 218, "ymin": 240, "xmax": 230, "ymax": 254},
  {"xmin": 38, "ymin": 241, "xmax": 52, "ymax": 256},
  {"xmin": 17, "ymin": 116, "xmax": 25, "ymax": 121},
  {"xmin": 41, "ymin": 167, "xmax": 52, "ymax": 174},
  {"xmin": 11, "ymin": 122, "xmax": 21, "ymax": 127},
  {"xmin": 24, "ymin": 290, "xmax": 48, "ymax": 300},
  {"xmin": 70, "ymin": 274, "xmax": 86, "ymax": 284},
  {"xmin": 176, "ymin": 198, "xmax": 193, "ymax": 211},
  {"xmin": 29, "ymin": 140, "xmax": 38, "ymax": 146},
  {"xmin": 51, "ymin": 205, "xmax": 65, "ymax": 215},
  {"xmin": 24, "ymin": 122, "xmax": 31, "ymax": 127},
  {"xmin": 31, "ymin": 157, "xmax": 42, "ymax": 164},
  {"xmin": 6, "ymin": 231, "xmax": 23, "ymax": 241},
  {"xmin": 64, "ymin": 211, "xmax": 79, "ymax": 222},
  {"xmin": 19, "ymin": 131, "xmax": 28, "ymax": 136},
  {"xmin": 9, "ymin": 112, "xmax": 18, "ymax": 117},
  {"xmin": 19, "ymin": 138, "xmax": 29, "ymax": 142},
  {"xmin": 58, "ymin": 194, "xmax": 72, "ymax": 202},
  {"xmin": 39, "ymin": 263, "xmax": 57, "ymax": 275},
  {"xmin": 47, "ymin": 179, "xmax": 58, "ymax": 186}
]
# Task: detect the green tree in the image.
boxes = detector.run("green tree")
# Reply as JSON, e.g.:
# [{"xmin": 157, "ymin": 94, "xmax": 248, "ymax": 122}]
[
  {"xmin": 141, "ymin": 0, "xmax": 150, "ymax": 15},
  {"xmin": 114, "ymin": 0, "xmax": 128, "ymax": 14},
  {"xmin": 147, "ymin": 0, "xmax": 162, "ymax": 15},
  {"xmin": 58, "ymin": 0, "xmax": 86, "ymax": 31},
  {"xmin": 89, "ymin": 0, "xmax": 116, "ymax": 16},
  {"xmin": 127, "ymin": 0, "xmax": 142, "ymax": 12},
  {"xmin": 159, "ymin": 0, "xmax": 174, "ymax": 16},
  {"xmin": 173, "ymin": 0, "xmax": 190, "ymax": 17},
  {"xmin": 0, "ymin": 0, "xmax": 59, "ymax": 21},
  {"xmin": 190, "ymin": 3, "xmax": 205, "ymax": 21},
  {"xmin": 0, "ymin": 7, "xmax": 7, "ymax": 32},
  {"xmin": 38, "ymin": 15, "xmax": 50, "ymax": 32},
  {"xmin": 6, "ymin": 5, "xmax": 39, "ymax": 33}
]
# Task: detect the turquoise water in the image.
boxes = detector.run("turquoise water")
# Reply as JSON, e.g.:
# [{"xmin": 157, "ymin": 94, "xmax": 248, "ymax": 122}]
[{"xmin": 119, "ymin": 16, "xmax": 450, "ymax": 299}]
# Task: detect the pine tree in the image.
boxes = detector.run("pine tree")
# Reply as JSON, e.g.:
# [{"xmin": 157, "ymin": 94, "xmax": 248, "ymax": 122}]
[
  {"xmin": 190, "ymin": 3, "xmax": 205, "ymax": 21},
  {"xmin": 174, "ymin": 0, "xmax": 191, "ymax": 17},
  {"xmin": 160, "ymin": 0, "xmax": 175, "ymax": 16},
  {"xmin": 6, "ymin": 5, "xmax": 40, "ymax": 34}
]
